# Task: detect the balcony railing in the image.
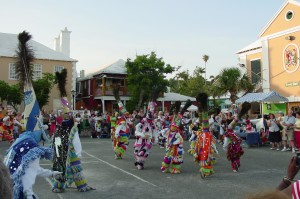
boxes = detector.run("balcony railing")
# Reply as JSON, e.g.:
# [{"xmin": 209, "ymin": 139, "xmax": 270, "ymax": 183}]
[{"xmin": 94, "ymin": 86, "xmax": 130, "ymax": 97}]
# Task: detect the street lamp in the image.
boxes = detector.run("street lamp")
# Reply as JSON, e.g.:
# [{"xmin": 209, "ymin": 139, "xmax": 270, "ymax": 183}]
[{"xmin": 71, "ymin": 90, "xmax": 76, "ymax": 110}]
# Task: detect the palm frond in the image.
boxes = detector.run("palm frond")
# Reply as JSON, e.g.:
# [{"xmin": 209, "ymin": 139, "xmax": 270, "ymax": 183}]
[
  {"xmin": 15, "ymin": 31, "xmax": 35, "ymax": 89},
  {"xmin": 55, "ymin": 68, "xmax": 67, "ymax": 97}
]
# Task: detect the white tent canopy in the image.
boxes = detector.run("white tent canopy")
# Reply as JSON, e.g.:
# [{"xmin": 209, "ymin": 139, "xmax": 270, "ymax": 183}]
[{"xmin": 236, "ymin": 91, "xmax": 288, "ymax": 103}]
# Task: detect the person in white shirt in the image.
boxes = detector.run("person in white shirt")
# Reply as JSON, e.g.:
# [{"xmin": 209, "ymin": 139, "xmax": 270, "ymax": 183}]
[
  {"xmin": 281, "ymin": 110, "xmax": 296, "ymax": 153},
  {"xmin": 267, "ymin": 113, "xmax": 281, "ymax": 150}
]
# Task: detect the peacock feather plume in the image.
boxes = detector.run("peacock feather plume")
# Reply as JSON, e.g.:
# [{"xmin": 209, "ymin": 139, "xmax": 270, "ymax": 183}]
[
  {"xmin": 196, "ymin": 92, "xmax": 208, "ymax": 112},
  {"xmin": 180, "ymin": 99, "xmax": 192, "ymax": 115},
  {"xmin": 15, "ymin": 31, "xmax": 34, "ymax": 90},
  {"xmin": 55, "ymin": 68, "xmax": 68, "ymax": 98},
  {"xmin": 238, "ymin": 102, "xmax": 251, "ymax": 119}
]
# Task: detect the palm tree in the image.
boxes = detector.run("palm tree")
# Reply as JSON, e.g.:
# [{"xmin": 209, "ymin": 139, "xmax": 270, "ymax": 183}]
[
  {"xmin": 202, "ymin": 54, "xmax": 209, "ymax": 85},
  {"xmin": 216, "ymin": 67, "xmax": 254, "ymax": 104}
]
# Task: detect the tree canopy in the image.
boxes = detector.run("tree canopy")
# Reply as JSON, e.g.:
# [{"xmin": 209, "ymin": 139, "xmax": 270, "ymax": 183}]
[
  {"xmin": 32, "ymin": 73, "xmax": 56, "ymax": 108},
  {"xmin": 125, "ymin": 52, "xmax": 174, "ymax": 111}
]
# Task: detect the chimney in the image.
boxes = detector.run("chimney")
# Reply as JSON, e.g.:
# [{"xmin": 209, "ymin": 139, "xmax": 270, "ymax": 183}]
[
  {"xmin": 53, "ymin": 27, "xmax": 71, "ymax": 57},
  {"xmin": 80, "ymin": 70, "xmax": 85, "ymax": 78}
]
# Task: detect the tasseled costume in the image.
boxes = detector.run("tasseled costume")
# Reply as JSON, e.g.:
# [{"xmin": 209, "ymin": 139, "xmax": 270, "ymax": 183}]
[
  {"xmin": 161, "ymin": 123, "xmax": 184, "ymax": 174},
  {"xmin": 134, "ymin": 117, "xmax": 154, "ymax": 169},
  {"xmin": 66, "ymin": 125, "xmax": 94, "ymax": 192},
  {"xmin": 114, "ymin": 118, "xmax": 130, "ymax": 159}
]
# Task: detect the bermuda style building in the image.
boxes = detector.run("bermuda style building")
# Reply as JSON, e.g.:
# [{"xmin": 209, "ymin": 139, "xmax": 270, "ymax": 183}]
[
  {"xmin": 0, "ymin": 28, "xmax": 77, "ymax": 112},
  {"xmin": 237, "ymin": 0, "xmax": 300, "ymax": 111}
]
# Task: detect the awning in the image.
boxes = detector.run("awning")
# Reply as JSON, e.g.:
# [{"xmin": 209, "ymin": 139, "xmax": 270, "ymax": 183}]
[
  {"xmin": 157, "ymin": 92, "xmax": 196, "ymax": 102},
  {"xmin": 236, "ymin": 91, "xmax": 288, "ymax": 103}
]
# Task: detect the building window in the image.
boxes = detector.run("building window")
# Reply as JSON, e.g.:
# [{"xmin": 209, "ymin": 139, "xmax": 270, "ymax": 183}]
[
  {"xmin": 250, "ymin": 59, "xmax": 261, "ymax": 84},
  {"xmin": 33, "ymin": 64, "xmax": 42, "ymax": 80},
  {"xmin": 54, "ymin": 65, "xmax": 64, "ymax": 73},
  {"xmin": 8, "ymin": 63, "xmax": 19, "ymax": 80},
  {"xmin": 286, "ymin": 10, "xmax": 294, "ymax": 21}
]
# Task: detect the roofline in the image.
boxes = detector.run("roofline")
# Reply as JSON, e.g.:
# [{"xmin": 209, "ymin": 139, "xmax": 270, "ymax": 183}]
[
  {"xmin": 0, "ymin": 55, "xmax": 77, "ymax": 62},
  {"xmin": 258, "ymin": 0, "xmax": 300, "ymax": 37},
  {"xmin": 236, "ymin": 47, "xmax": 262, "ymax": 55}
]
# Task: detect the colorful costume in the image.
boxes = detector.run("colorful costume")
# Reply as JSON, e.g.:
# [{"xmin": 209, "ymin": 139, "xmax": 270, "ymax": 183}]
[
  {"xmin": 4, "ymin": 131, "xmax": 55, "ymax": 199},
  {"xmin": 194, "ymin": 112, "xmax": 219, "ymax": 178},
  {"xmin": 65, "ymin": 124, "xmax": 94, "ymax": 192},
  {"xmin": 51, "ymin": 69, "xmax": 74, "ymax": 193},
  {"xmin": 114, "ymin": 118, "xmax": 130, "ymax": 159},
  {"xmin": 4, "ymin": 31, "xmax": 58, "ymax": 199},
  {"xmin": 223, "ymin": 127, "xmax": 244, "ymax": 172},
  {"xmin": 134, "ymin": 116, "xmax": 154, "ymax": 169},
  {"xmin": 161, "ymin": 123, "xmax": 184, "ymax": 174},
  {"xmin": 110, "ymin": 112, "xmax": 119, "ymax": 149},
  {"xmin": 188, "ymin": 126, "xmax": 198, "ymax": 155},
  {"xmin": 222, "ymin": 102, "xmax": 251, "ymax": 172}
]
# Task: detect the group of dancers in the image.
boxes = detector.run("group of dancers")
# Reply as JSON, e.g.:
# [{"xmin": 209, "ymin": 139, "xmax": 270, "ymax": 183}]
[
  {"xmin": 111, "ymin": 92, "xmax": 251, "ymax": 178},
  {"xmin": 2, "ymin": 31, "xmax": 251, "ymax": 198}
]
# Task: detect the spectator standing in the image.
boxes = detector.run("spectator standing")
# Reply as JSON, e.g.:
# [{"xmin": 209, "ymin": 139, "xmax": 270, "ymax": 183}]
[
  {"xmin": 267, "ymin": 113, "xmax": 281, "ymax": 150},
  {"xmin": 281, "ymin": 110, "xmax": 296, "ymax": 153},
  {"xmin": 75, "ymin": 113, "xmax": 82, "ymax": 135},
  {"xmin": 49, "ymin": 111, "xmax": 56, "ymax": 137},
  {"xmin": 293, "ymin": 111, "xmax": 300, "ymax": 150}
]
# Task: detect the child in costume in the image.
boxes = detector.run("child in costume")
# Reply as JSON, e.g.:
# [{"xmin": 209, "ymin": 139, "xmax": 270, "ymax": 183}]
[
  {"xmin": 161, "ymin": 123, "xmax": 184, "ymax": 174},
  {"xmin": 223, "ymin": 102, "xmax": 251, "ymax": 172},
  {"xmin": 65, "ymin": 121, "xmax": 95, "ymax": 192},
  {"xmin": 188, "ymin": 122, "xmax": 200, "ymax": 155}
]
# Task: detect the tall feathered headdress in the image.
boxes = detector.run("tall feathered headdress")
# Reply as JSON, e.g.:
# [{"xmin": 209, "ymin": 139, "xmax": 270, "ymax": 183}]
[
  {"xmin": 238, "ymin": 102, "xmax": 251, "ymax": 119},
  {"xmin": 112, "ymin": 84, "xmax": 127, "ymax": 115},
  {"xmin": 169, "ymin": 101, "xmax": 181, "ymax": 116},
  {"xmin": 15, "ymin": 31, "xmax": 34, "ymax": 90},
  {"xmin": 180, "ymin": 99, "xmax": 192, "ymax": 115},
  {"xmin": 196, "ymin": 92, "xmax": 209, "ymax": 132},
  {"xmin": 15, "ymin": 31, "xmax": 41, "ymax": 132},
  {"xmin": 56, "ymin": 68, "xmax": 67, "ymax": 98},
  {"xmin": 196, "ymin": 92, "xmax": 208, "ymax": 112},
  {"xmin": 55, "ymin": 68, "xmax": 72, "ymax": 113}
]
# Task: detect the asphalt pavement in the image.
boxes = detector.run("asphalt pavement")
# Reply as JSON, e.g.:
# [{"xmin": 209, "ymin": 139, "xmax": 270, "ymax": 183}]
[{"xmin": 0, "ymin": 138, "xmax": 296, "ymax": 199}]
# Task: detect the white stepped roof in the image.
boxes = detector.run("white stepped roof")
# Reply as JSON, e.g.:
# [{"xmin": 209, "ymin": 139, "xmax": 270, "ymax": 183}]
[
  {"xmin": 94, "ymin": 59, "xmax": 127, "ymax": 75},
  {"xmin": 236, "ymin": 39, "xmax": 262, "ymax": 54},
  {"xmin": 0, "ymin": 32, "xmax": 76, "ymax": 62},
  {"xmin": 157, "ymin": 92, "xmax": 196, "ymax": 102}
]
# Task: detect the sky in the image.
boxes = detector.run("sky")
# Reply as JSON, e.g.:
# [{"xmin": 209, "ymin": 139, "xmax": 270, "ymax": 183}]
[{"xmin": 1, "ymin": 0, "xmax": 287, "ymax": 78}]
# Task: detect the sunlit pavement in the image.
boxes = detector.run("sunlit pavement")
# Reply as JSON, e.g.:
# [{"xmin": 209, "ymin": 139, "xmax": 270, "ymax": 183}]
[{"xmin": 0, "ymin": 138, "xmax": 295, "ymax": 199}]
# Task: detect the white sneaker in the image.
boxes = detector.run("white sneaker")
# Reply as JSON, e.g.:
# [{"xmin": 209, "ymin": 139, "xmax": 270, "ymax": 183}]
[
  {"xmin": 233, "ymin": 170, "xmax": 237, "ymax": 173},
  {"xmin": 281, "ymin": 148, "xmax": 287, "ymax": 152},
  {"xmin": 286, "ymin": 148, "xmax": 291, "ymax": 151},
  {"xmin": 292, "ymin": 148, "xmax": 296, "ymax": 153}
]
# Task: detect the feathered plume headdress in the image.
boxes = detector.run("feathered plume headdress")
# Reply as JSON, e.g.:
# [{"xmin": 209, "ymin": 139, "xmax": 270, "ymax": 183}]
[
  {"xmin": 56, "ymin": 68, "xmax": 67, "ymax": 98},
  {"xmin": 238, "ymin": 102, "xmax": 251, "ymax": 119},
  {"xmin": 15, "ymin": 31, "xmax": 34, "ymax": 90},
  {"xmin": 196, "ymin": 92, "xmax": 208, "ymax": 112},
  {"xmin": 112, "ymin": 84, "xmax": 127, "ymax": 115},
  {"xmin": 196, "ymin": 92, "xmax": 209, "ymax": 132},
  {"xmin": 55, "ymin": 69, "xmax": 72, "ymax": 113},
  {"xmin": 15, "ymin": 31, "xmax": 40, "ymax": 132},
  {"xmin": 169, "ymin": 101, "xmax": 181, "ymax": 116},
  {"xmin": 180, "ymin": 99, "xmax": 192, "ymax": 115}
]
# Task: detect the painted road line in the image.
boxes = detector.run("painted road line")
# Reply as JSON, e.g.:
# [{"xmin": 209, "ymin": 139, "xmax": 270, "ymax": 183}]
[{"xmin": 82, "ymin": 150, "xmax": 158, "ymax": 187}]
